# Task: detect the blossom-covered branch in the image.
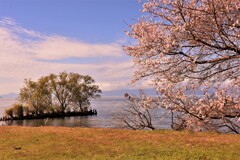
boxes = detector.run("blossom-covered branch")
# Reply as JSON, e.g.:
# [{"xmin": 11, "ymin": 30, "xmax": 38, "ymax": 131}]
[{"xmin": 125, "ymin": 0, "xmax": 240, "ymax": 133}]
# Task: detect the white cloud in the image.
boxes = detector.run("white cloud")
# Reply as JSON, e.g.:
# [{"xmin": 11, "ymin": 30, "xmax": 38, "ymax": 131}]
[
  {"xmin": 30, "ymin": 36, "xmax": 124, "ymax": 60},
  {"xmin": 0, "ymin": 17, "xmax": 138, "ymax": 95}
]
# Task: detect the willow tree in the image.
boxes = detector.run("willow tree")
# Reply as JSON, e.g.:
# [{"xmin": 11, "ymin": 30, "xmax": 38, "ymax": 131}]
[
  {"xmin": 71, "ymin": 75, "xmax": 101, "ymax": 112},
  {"xmin": 19, "ymin": 77, "xmax": 51, "ymax": 115},
  {"xmin": 47, "ymin": 72, "xmax": 101, "ymax": 113},
  {"xmin": 19, "ymin": 72, "xmax": 101, "ymax": 114},
  {"xmin": 125, "ymin": 0, "xmax": 240, "ymax": 133},
  {"xmin": 48, "ymin": 72, "xmax": 74, "ymax": 113}
]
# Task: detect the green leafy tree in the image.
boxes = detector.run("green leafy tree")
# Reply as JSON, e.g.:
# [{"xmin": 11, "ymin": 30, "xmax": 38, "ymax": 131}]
[
  {"xmin": 48, "ymin": 72, "xmax": 101, "ymax": 113},
  {"xmin": 71, "ymin": 75, "xmax": 102, "ymax": 112},
  {"xmin": 18, "ymin": 72, "xmax": 101, "ymax": 115},
  {"xmin": 19, "ymin": 78, "xmax": 52, "ymax": 115},
  {"xmin": 48, "ymin": 72, "xmax": 75, "ymax": 113}
]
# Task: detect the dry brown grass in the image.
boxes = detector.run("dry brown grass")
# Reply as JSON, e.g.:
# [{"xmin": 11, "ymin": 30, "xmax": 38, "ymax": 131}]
[{"xmin": 0, "ymin": 126, "xmax": 239, "ymax": 160}]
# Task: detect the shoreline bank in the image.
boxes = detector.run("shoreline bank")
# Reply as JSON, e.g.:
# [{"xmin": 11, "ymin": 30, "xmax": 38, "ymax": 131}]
[{"xmin": 0, "ymin": 109, "xmax": 97, "ymax": 121}]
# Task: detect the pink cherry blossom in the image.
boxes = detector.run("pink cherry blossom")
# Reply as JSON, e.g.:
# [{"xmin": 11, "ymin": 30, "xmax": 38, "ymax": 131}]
[{"xmin": 125, "ymin": 0, "xmax": 240, "ymax": 133}]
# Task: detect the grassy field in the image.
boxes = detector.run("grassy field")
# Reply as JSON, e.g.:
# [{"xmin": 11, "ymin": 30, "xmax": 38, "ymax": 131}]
[{"xmin": 0, "ymin": 126, "xmax": 239, "ymax": 160}]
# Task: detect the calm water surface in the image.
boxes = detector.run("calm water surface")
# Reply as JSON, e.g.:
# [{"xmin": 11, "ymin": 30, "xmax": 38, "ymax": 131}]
[{"xmin": 0, "ymin": 97, "xmax": 171, "ymax": 129}]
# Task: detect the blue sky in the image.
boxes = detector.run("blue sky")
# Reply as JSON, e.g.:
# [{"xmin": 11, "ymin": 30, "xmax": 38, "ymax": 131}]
[
  {"xmin": 0, "ymin": 0, "xmax": 151, "ymax": 95},
  {"xmin": 0, "ymin": 0, "xmax": 142, "ymax": 43}
]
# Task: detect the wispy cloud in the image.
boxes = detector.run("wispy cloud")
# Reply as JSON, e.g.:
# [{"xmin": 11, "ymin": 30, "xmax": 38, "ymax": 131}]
[
  {"xmin": 0, "ymin": 17, "xmax": 138, "ymax": 95},
  {"xmin": 0, "ymin": 17, "xmax": 44, "ymax": 38},
  {"xmin": 0, "ymin": 17, "xmax": 17, "ymax": 26},
  {"xmin": 31, "ymin": 36, "xmax": 124, "ymax": 60}
]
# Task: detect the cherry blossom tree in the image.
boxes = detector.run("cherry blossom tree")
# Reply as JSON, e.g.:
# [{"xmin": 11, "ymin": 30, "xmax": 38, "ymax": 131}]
[
  {"xmin": 116, "ymin": 92, "xmax": 156, "ymax": 130},
  {"xmin": 125, "ymin": 0, "xmax": 240, "ymax": 133}
]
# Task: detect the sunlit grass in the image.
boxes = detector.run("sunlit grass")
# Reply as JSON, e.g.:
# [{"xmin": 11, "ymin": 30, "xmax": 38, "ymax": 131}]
[{"xmin": 0, "ymin": 126, "xmax": 239, "ymax": 160}]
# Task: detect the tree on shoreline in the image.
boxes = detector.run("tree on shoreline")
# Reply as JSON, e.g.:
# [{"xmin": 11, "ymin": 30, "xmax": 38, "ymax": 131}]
[
  {"xmin": 47, "ymin": 72, "xmax": 101, "ymax": 113},
  {"xmin": 124, "ymin": 0, "xmax": 240, "ymax": 133},
  {"xmin": 48, "ymin": 72, "xmax": 75, "ymax": 113},
  {"xmin": 71, "ymin": 75, "xmax": 101, "ymax": 112},
  {"xmin": 116, "ymin": 91, "xmax": 156, "ymax": 130},
  {"xmin": 15, "ymin": 72, "xmax": 101, "ymax": 117},
  {"xmin": 19, "ymin": 78, "xmax": 51, "ymax": 115}
]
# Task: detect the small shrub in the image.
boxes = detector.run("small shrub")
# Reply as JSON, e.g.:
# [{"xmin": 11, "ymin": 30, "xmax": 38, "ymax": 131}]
[
  {"xmin": 12, "ymin": 104, "xmax": 24, "ymax": 118},
  {"xmin": 5, "ymin": 108, "xmax": 13, "ymax": 118}
]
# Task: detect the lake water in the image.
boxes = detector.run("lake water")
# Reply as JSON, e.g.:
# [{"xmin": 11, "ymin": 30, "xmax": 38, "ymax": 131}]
[{"xmin": 0, "ymin": 97, "xmax": 172, "ymax": 129}]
